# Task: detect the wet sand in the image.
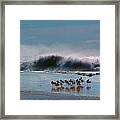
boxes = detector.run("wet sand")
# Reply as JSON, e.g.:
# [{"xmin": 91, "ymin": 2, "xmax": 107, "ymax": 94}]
[{"xmin": 20, "ymin": 91, "xmax": 100, "ymax": 100}]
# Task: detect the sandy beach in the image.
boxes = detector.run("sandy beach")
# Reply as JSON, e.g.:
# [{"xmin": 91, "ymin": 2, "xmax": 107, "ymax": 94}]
[{"xmin": 20, "ymin": 90, "xmax": 100, "ymax": 100}]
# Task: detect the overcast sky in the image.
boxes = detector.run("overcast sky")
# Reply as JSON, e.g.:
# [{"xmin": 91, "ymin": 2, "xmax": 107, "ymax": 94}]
[{"xmin": 20, "ymin": 20, "xmax": 100, "ymax": 62}]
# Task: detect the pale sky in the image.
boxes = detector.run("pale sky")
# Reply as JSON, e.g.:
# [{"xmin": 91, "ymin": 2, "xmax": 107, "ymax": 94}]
[{"xmin": 20, "ymin": 20, "xmax": 100, "ymax": 62}]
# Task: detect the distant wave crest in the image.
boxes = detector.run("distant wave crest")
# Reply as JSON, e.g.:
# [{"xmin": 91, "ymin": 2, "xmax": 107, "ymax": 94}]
[{"xmin": 20, "ymin": 55, "xmax": 100, "ymax": 71}]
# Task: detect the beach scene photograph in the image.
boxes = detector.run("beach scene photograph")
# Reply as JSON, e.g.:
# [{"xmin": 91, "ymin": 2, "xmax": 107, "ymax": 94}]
[{"xmin": 20, "ymin": 20, "xmax": 100, "ymax": 100}]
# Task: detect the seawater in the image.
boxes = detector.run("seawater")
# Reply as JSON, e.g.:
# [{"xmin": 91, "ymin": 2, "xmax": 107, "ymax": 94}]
[{"xmin": 20, "ymin": 71, "xmax": 100, "ymax": 97}]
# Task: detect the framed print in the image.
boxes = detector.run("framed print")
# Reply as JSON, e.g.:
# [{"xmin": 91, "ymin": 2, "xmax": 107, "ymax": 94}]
[{"xmin": 0, "ymin": 0, "xmax": 119, "ymax": 119}]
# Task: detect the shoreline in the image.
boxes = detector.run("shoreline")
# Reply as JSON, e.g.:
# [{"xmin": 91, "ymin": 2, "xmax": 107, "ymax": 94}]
[
  {"xmin": 20, "ymin": 70, "xmax": 100, "ymax": 74},
  {"xmin": 20, "ymin": 90, "xmax": 100, "ymax": 100}
]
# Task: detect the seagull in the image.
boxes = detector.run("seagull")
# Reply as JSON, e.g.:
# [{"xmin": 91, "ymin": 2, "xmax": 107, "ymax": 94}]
[
  {"xmin": 60, "ymin": 80, "xmax": 64, "ymax": 83},
  {"xmin": 65, "ymin": 80, "xmax": 71, "ymax": 86},
  {"xmin": 86, "ymin": 79, "xmax": 92, "ymax": 87}
]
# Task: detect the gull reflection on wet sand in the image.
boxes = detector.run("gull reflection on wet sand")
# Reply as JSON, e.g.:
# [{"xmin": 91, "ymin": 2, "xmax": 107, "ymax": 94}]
[{"xmin": 51, "ymin": 85, "xmax": 91, "ymax": 94}]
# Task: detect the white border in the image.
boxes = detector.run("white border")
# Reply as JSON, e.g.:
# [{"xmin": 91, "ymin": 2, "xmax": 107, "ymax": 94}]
[{"xmin": 5, "ymin": 5, "xmax": 115, "ymax": 115}]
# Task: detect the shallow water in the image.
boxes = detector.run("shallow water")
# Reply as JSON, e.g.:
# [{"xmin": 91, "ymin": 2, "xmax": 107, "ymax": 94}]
[{"xmin": 20, "ymin": 71, "xmax": 100, "ymax": 99}]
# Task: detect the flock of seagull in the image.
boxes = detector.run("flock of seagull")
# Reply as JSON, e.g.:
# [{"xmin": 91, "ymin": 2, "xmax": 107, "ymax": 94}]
[{"xmin": 51, "ymin": 77, "xmax": 92, "ymax": 89}]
